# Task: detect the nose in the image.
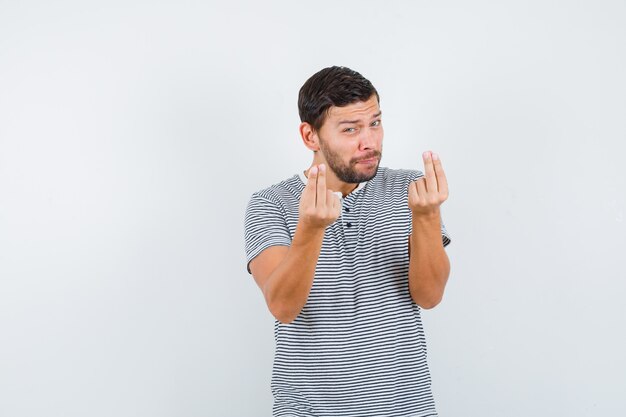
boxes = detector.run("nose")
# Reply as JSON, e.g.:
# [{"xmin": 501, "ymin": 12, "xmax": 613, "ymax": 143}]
[{"xmin": 359, "ymin": 128, "xmax": 377, "ymax": 151}]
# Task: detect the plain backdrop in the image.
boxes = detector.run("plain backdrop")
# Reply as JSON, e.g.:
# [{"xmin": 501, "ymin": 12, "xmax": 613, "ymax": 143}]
[{"xmin": 1, "ymin": 1, "xmax": 625, "ymax": 416}]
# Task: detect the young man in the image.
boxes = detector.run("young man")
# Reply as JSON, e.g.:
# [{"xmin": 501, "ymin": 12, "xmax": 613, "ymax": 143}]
[{"xmin": 244, "ymin": 66, "xmax": 451, "ymax": 417}]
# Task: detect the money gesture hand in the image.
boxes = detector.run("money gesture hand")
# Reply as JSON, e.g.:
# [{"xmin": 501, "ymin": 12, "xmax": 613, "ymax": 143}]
[
  {"xmin": 408, "ymin": 151, "xmax": 449, "ymax": 217},
  {"xmin": 299, "ymin": 164, "xmax": 342, "ymax": 230}
]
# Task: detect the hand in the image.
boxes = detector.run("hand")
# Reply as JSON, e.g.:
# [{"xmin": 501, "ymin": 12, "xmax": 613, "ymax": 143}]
[
  {"xmin": 408, "ymin": 151, "xmax": 449, "ymax": 217},
  {"xmin": 299, "ymin": 164, "xmax": 342, "ymax": 230}
]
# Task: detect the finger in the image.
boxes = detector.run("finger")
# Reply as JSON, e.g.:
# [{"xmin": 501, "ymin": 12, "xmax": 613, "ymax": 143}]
[
  {"xmin": 332, "ymin": 193, "xmax": 342, "ymax": 217},
  {"xmin": 416, "ymin": 176, "xmax": 427, "ymax": 198},
  {"xmin": 326, "ymin": 189, "xmax": 334, "ymax": 210},
  {"xmin": 303, "ymin": 165, "xmax": 318, "ymax": 206},
  {"xmin": 316, "ymin": 163, "xmax": 327, "ymax": 207},
  {"xmin": 422, "ymin": 151, "xmax": 438, "ymax": 193},
  {"xmin": 408, "ymin": 180, "xmax": 419, "ymax": 205},
  {"xmin": 432, "ymin": 152, "xmax": 448, "ymax": 197}
]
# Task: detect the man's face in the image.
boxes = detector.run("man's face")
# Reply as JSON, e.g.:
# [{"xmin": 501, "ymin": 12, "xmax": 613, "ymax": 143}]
[{"xmin": 316, "ymin": 94, "xmax": 383, "ymax": 184}]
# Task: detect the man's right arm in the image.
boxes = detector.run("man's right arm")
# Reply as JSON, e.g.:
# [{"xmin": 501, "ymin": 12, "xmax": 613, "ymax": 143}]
[{"xmin": 249, "ymin": 164, "xmax": 340, "ymax": 324}]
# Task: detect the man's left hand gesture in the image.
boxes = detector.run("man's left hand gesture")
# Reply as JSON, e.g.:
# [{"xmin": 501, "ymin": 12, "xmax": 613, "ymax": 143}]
[{"xmin": 408, "ymin": 151, "xmax": 449, "ymax": 217}]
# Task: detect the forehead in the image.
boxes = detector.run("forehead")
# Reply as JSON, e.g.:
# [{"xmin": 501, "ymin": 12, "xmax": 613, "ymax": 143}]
[{"xmin": 326, "ymin": 95, "xmax": 380, "ymax": 121}]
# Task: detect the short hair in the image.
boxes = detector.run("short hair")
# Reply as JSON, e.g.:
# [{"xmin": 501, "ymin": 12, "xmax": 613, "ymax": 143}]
[{"xmin": 298, "ymin": 66, "xmax": 379, "ymax": 132}]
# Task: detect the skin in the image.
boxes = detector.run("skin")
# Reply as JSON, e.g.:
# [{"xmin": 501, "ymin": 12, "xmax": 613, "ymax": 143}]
[
  {"xmin": 249, "ymin": 95, "xmax": 450, "ymax": 323},
  {"xmin": 302, "ymin": 95, "xmax": 384, "ymax": 196}
]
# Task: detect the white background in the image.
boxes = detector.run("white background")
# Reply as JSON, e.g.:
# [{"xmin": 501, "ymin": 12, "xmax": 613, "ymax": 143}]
[{"xmin": 1, "ymin": 1, "xmax": 625, "ymax": 416}]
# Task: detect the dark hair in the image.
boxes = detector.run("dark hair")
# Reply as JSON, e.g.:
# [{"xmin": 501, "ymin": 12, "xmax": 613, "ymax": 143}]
[{"xmin": 298, "ymin": 66, "xmax": 379, "ymax": 131}]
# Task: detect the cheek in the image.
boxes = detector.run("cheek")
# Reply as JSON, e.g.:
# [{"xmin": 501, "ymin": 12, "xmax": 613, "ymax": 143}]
[
  {"xmin": 372, "ymin": 130, "xmax": 384, "ymax": 148},
  {"xmin": 334, "ymin": 137, "xmax": 358, "ymax": 152},
  {"xmin": 323, "ymin": 138, "xmax": 352, "ymax": 160}
]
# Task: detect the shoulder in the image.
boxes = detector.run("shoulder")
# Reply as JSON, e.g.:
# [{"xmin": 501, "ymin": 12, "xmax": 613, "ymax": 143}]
[{"xmin": 247, "ymin": 174, "xmax": 302, "ymax": 209}]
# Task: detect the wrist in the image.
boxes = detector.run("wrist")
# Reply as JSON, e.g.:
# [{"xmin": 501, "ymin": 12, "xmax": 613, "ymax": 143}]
[
  {"xmin": 411, "ymin": 208, "xmax": 441, "ymax": 224},
  {"xmin": 294, "ymin": 221, "xmax": 326, "ymax": 240}
]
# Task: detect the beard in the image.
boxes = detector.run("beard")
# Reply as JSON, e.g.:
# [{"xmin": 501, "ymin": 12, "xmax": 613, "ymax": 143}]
[{"xmin": 318, "ymin": 137, "xmax": 382, "ymax": 183}]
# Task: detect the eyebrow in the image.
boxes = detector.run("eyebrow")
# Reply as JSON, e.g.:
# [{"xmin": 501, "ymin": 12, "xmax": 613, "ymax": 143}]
[{"xmin": 337, "ymin": 111, "xmax": 382, "ymax": 125}]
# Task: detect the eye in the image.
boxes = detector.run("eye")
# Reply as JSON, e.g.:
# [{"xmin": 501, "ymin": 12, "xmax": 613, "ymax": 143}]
[
  {"xmin": 371, "ymin": 120, "xmax": 381, "ymax": 127},
  {"xmin": 343, "ymin": 127, "xmax": 357, "ymax": 133}
]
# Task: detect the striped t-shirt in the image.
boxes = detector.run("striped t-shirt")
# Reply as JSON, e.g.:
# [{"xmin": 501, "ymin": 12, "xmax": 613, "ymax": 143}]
[{"xmin": 244, "ymin": 167, "xmax": 451, "ymax": 417}]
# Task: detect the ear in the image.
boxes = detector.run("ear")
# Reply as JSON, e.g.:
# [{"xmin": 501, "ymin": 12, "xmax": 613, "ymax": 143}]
[{"xmin": 299, "ymin": 122, "xmax": 320, "ymax": 152}]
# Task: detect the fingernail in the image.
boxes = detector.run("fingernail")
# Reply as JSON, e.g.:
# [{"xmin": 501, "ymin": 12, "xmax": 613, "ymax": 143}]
[
  {"xmin": 319, "ymin": 164, "xmax": 325, "ymax": 172},
  {"xmin": 310, "ymin": 166, "xmax": 318, "ymax": 175},
  {"xmin": 432, "ymin": 152, "xmax": 439, "ymax": 161},
  {"xmin": 423, "ymin": 151, "xmax": 431, "ymax": 159}
]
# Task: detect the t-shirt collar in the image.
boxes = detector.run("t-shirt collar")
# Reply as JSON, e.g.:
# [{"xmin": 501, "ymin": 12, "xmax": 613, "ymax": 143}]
[{"xmin": 298, "ymin": 170, "xmax": 367, "ymax": 198}]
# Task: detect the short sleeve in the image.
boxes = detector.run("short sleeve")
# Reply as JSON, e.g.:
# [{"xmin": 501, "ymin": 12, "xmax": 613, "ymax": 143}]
[
  {"xmin": 441, "ymin": 221, "xmax": 451, "ymax": 248},
  {"xmin": 408, "ymin": 169, "xmax": 452, "ymax": 248},
  {"xmin": 244, "ymin": 193, "xmax": 292, "ymax": 274}
]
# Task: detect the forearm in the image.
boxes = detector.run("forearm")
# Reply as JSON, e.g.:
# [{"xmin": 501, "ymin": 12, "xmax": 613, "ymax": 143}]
[
  {"xmin": 263, "ymin": 223, "xmax": 325, "ymax": 323},
  {"xmin": 408, "ymin": 211, "xmax": 450, "ymax": 309}
]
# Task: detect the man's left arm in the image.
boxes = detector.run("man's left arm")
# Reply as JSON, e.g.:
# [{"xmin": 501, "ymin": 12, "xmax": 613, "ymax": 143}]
[{"xmin": 407, "ymin": 151, "xmax": 451, "ymax": 309}]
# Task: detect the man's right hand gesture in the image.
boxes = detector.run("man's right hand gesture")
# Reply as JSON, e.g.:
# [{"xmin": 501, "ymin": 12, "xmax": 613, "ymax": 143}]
[{"xmin": 299, "ymin": 164, "xmax": 341, "ymax": 230}]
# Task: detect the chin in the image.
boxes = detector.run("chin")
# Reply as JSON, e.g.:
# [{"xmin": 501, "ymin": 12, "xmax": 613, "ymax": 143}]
[{"xmin": 359, "ymin": 165, "xmax": 379, "ymax": 182}]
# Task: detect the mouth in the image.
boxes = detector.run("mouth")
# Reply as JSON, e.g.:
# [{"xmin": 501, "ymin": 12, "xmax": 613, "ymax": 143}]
[{"xmin": 355, "ymin": 155, "xmax": 379, "ymax": 165}]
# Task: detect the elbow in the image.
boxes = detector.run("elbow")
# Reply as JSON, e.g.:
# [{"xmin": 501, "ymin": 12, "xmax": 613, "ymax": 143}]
[
  {"xmin": 271, "ymin": 308, "xmax": 299, "ymax": 324},
  {"xmin": 417, "ymin": 296, "xmax": 442, "ymax": 310},
  {"xmin": 410, "ymin": 290, "xmax": 443, "ymax": 310},
  {"xmin": 409, "ymin": 269, "xmax": 449, "ymax": 309},
  {"xmin": 267, "ymin": 300, "xmax": 301, "ymax": 324},
  {"xmin": 262, "ymin": 285, "xmax": 299, "ymax": 324},
  {"xmin": 276, "ymin": 315, "xmax": 297, "ymax": 324},
  {"xmin": 262, "ymin": 282, "xmax": 305, "ymax": 324}
]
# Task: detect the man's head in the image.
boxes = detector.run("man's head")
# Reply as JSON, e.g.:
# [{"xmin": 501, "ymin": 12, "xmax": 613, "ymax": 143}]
[
  {"xmin": 298, "ymin": 66, "xmax": 379, "ymax": 132},
  {"xmin": 298, "ymin": 66, "xmax": 383, "ymax": 184}
]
